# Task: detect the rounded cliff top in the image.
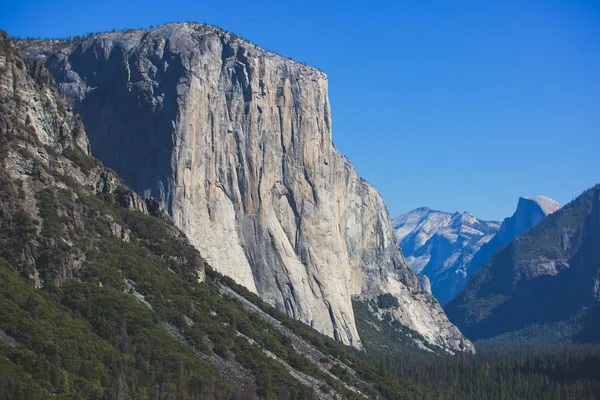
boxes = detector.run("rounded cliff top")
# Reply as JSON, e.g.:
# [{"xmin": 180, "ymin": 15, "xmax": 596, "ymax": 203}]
[{"xmin": 519, "ymin": 196, "xmax": 561, "ymax": 216}]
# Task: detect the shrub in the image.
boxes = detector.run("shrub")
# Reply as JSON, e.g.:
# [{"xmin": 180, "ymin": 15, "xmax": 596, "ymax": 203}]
[
  {"xmin": 62, "ymin": 145, "xmax": 100, "ymax": 174},
  {"xmin": 377, "ymin": 293, "xmax": 399, "ymax": 309}
]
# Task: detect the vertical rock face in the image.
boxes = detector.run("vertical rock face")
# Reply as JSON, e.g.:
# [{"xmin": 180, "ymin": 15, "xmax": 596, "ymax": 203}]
[
  {"xmin": 393, "ymin": 208, "xmax": 500, "ymax": 304},
  {"xmin": 21, "ymin": 23, "xmax": 472, "ymax": 351}
]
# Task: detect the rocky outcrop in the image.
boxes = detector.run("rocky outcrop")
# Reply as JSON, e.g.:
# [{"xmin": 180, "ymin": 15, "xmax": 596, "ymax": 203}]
[
  {"xmin": 418, "ymin": 274, "xmax": 432, "ymax": 295},
  {"xmin": 20, "ymin": 23, "xmax": 472, "ymax": 352},
  {"xmin": 0, "ymin": 30, "xmax": 202, "ymax": 286},
  {"xmin": 393, "ymin": 208, "xmax": 500, "ymax": 305}
]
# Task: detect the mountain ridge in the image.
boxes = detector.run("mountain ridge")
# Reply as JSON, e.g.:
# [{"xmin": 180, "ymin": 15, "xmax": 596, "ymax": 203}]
[
  {"xmin": 394, "ymin": 195, "xmax": 562, "ymax": 305},
  {"xmin": 393, "ymin": 208, "xmax": 500, "ymax": 304},
  {"xmin": 445, "ymin": 185, "xmax": 599, "ymax": 342}
]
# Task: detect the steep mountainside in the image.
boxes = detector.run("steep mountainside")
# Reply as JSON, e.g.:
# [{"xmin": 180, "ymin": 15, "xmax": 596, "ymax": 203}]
[
  {"xmin": 393, "ymin": 208, "xmax": 500, "ymax": 305},
  {"xmin": 20, "ymin": 22, "xmax": 472, "ymax": 352},
  {"xmin": 462, "ymin": 196, "xmax": 561, "ymax": 293},
  {"xmin": 445, "ymin": 186, "xmax": 600, "ymax": 342},
  {"xmin": 0, "ymin": 30, "xmax": 437, "ymax": 399}
]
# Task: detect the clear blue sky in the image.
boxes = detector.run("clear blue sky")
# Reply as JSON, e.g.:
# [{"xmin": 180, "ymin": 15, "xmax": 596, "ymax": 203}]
[{"xmin": 2, "ymin": 0, "xmax": 598, "ymax": 221}]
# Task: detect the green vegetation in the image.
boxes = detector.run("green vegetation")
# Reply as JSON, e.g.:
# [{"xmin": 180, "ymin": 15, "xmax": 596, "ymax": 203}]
[
  {"xmin": 62, "ymin": 144, "xmax": 100, "ymax": 174},
  {"xmin": 354, "ymin": 297, "xmax": 600, "ymax": 400},
  {"xmin": 218, "ymin": 272, "xmax": 435, "ymax": 399},
  {"xmin": 0, "ymin": 260, "xmax": 235, "ymax": 399},
  {"xmin": 352, "ymin": 299, "xmax": 439, "ymax": 354},
  {"xmin": 376, "ymin": 293, "xmax": 399, "ymax": 309},
  {"xmin": 0, "ymin": 129, "xmax": 429, "ymax": 398}
]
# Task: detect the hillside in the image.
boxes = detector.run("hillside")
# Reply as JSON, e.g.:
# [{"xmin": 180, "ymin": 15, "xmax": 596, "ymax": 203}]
[{"xmin": 445, "ymin": 185, "xmax": 600, "ymax": 342}]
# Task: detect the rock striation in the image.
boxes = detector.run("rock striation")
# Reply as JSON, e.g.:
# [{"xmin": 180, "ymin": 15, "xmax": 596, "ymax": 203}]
[
  {"xmin": 20, "ymin": 23, "xmax": 473, "ymax": 352},
  {"xmin": 393, "ymin": 208, "xmax": 500, "ymax": 305}
]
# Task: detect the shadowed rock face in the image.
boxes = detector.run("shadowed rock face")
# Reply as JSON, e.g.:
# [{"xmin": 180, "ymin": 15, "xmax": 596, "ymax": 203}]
[
  {"xmin": 0, "ymin": 30, "xmax": 198, "ymax": 286},
  {"xmin": 21, "ymin": 23, "xmax": 473, "ymax": 352}
]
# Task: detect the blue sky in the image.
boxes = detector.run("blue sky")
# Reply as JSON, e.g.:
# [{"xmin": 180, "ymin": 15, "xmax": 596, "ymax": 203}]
[{"xmin": 2, "ymin": 0, "xmax": 598, "ymax": 221}]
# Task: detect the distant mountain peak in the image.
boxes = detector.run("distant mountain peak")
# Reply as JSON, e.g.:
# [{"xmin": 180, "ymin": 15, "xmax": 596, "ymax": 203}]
[
  {"xmin": 393, "ymin": 196, "xmax": 561, "ymax": 305},
  {"xmin": 393, "ymin": 208, "xmax": 500, "ymax": 304},
  {"xmin": 519, "ymin": 196, "xmax": 561, "ymax": 215},
  {"xmin": 445, "ymin": 185, "xmax": 599, "ymax": 342},
  {"xmin": 504, "ymin": 196, "xmax": 562, "ymax": 242}
]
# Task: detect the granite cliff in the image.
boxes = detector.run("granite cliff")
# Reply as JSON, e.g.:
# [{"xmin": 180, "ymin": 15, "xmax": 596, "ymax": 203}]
[
  {"xmin": 2, "ymin": 32, "xmax": 436, "ymax": 397},
  {"xmin": 20, "ymin": 23, "xmax": 472, "ymax": 352}
]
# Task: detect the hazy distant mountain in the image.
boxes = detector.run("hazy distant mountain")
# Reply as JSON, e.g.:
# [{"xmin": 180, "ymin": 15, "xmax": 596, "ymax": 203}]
[
  {"xmin": 445, "ymin": 186, "xmax": 599, "ymax": 342},
  {"xmin": 393, "ymin": 208, "xmax": 500, "ymax": 305},
  {"xmin": 394, "ymin": 197, "xmax": 561, "ymax": 305},
  {"xmin": 464, "ymin": 196, "xmax": 562, "ymax": 284}
]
